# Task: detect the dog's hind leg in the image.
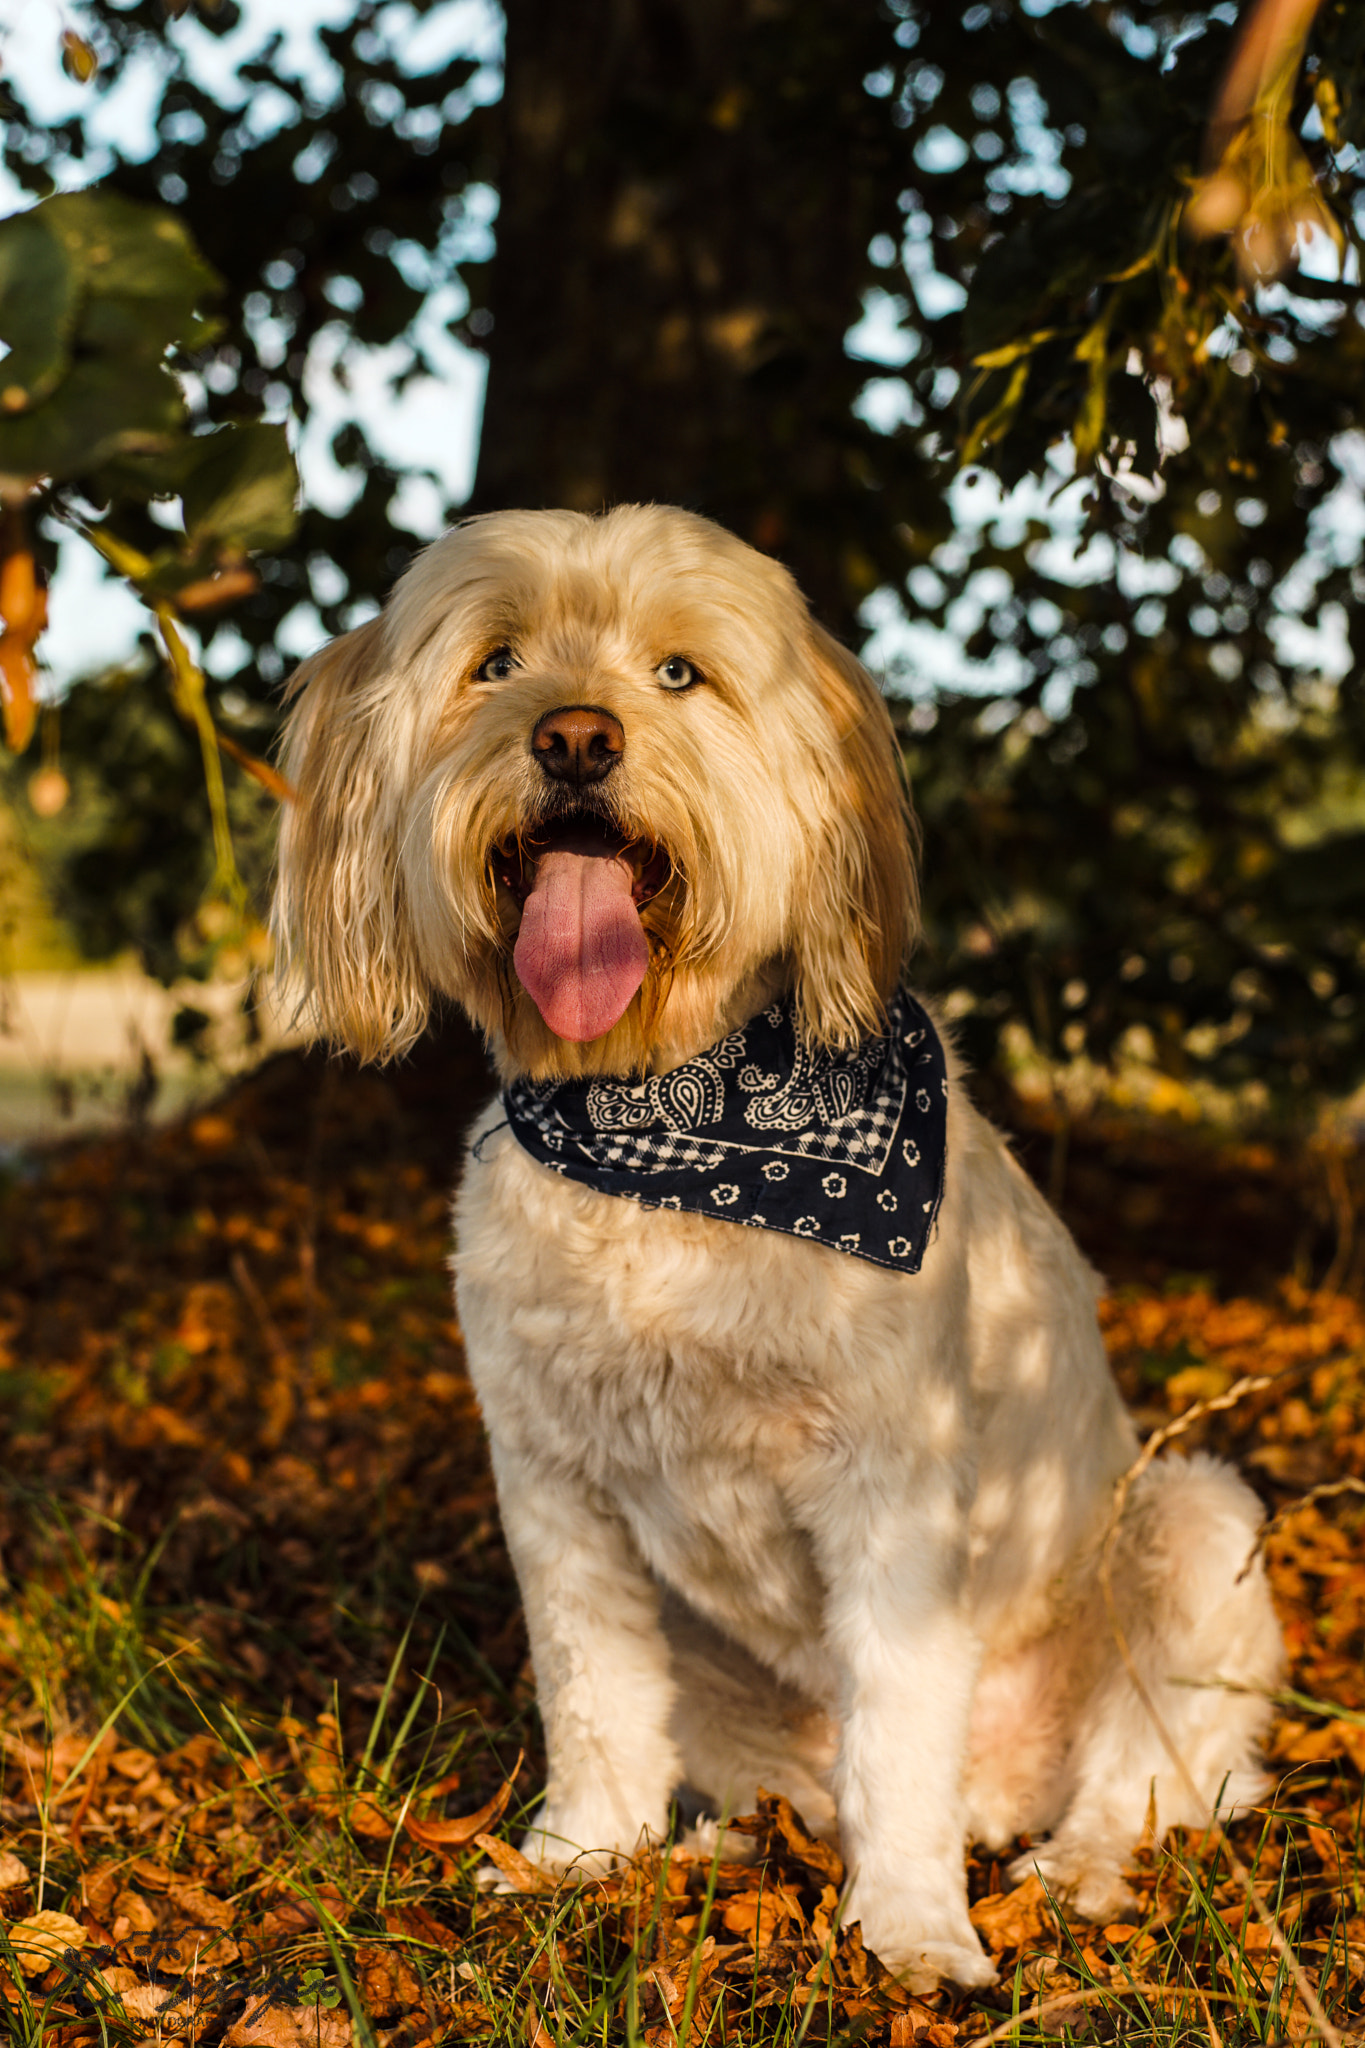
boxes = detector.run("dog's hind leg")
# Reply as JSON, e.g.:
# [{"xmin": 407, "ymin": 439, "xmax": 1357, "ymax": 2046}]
[
  {"xmin": 660, "ymin": 1592, "xmax": 839, "ymax": 1845},
  {"xmin": 964, "ymin": 1636, "xmax": 1075, "ymax": 1852},
  {"xmin": 1012, "ymin": 1454, "xmax": 1283, "ymax": 1920}
]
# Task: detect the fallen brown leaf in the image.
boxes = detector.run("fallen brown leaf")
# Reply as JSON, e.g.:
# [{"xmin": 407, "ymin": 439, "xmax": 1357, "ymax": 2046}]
[
  {"xmin": 355, "ymin": 1940, "xmax": 423, "ymax": 2019},
  {"xmin": 224, "ymin": 2000, "xmax": 352, "ymax": 2048},
  {"xmin": 382, "ymin": 1903, "xmax": 461, "ymax": 1953},
  {"xmin": 111, "ymin": 1887, "xmax": 157, "ymax": 1935},
  {"xmin": 810, "ymin": 1881, "xmax": 840, "ymax": 1947},
  {"xmin": 402, "ymin": 1771, "xmax": 513, "ymax": 1848},
  {"xmin": 81, "ymin": 1866, "xmax": 121, "ymax": 1919},
  {"xmin": 969, "ymin": 1872, "xmax": 1054, "ymax": 1954},
  {"xmin": 168, "ymin": 1881, "xmax": 234, "ymax": 1930},
  {"xmin": 90, "ymin": 1964, "xmax": 141, "ymax": 2000},
  {"xmin": 7, "ymin": 1731, "xmax": 101, "ymax": 1793},
  {"xmin": 119, "ymin": 1982, "xmax": 180, "ymax": 2021},
  {"xmin": 300, "ymin": 1714, "xmax": 345, "ymax": 1815},
  {"xmin": 889, "ymin": 2005, "xmax": 957, "ymax": 2047},
  {"xmin": 7, "ymin": 1913, "xmax": 88, "ymax": 1977},
  {"xmin": 721, "ymin": 1882, "xmax": 802, "ymax": 1948},
  {"xmin": 110, "ymin": 1747, "xmax": 159, "ymax": 1782},
  {"xmin": 421, "ymin": 1769, "xmax": 462, "ymax": 1799},
  {"xmin": 523, "ymin": 1995, "xmax": 555, "ymax": 2047},
  {"xmin": 474, "ymin": 1833, "xmax": 552, "ymax": 1894},
  {"xmin": 159, "ymin": 1925, "xmax": 241, "ymax": 1974},
  {"xmin": 346, "ymin": 1795, "xmax": 393, "ymax": 1840},
  {"xmin": 764, "ymin": 1791, "xmax": 844, "ymax": 1886}
]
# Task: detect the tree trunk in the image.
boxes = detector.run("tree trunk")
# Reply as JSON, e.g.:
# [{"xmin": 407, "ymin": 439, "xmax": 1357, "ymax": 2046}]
[{"xmin": 473, "ymin": 0, "xmax": 911, "ymax": 635}]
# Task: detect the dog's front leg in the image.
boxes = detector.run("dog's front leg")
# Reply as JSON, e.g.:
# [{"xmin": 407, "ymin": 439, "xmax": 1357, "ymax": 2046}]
[
  {"xmin": 812, "ymin": 1472, "xmax": 994, "ymax": 1991},
  {"xmin": 492, "ymin": 1445, "xmax": 682, "ymax": 1873}
]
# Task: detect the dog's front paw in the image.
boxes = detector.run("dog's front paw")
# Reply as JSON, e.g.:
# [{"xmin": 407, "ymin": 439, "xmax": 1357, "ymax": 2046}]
[
  {"xmin": 680, "ymin": 1815, "xmax": 760, "ymax": 1867},
  {"xmin": 479, "ymin": 1816, "xmax": 628, "ymax": 1891},
  {"xmin": 518, "ymin": 1802, "xmax": 660, "ymax": 1878},
  {"xmin": 864, "ymin": 1930, "xmax": 997, "ymax": 1995},
  {"xmin": 845, "ymin": 1884, "xmax": 996, "ymax": 1993},
  {"xmin": 1007, "ymin": 1843, "xmax": 1136, "ymax": 1925}
]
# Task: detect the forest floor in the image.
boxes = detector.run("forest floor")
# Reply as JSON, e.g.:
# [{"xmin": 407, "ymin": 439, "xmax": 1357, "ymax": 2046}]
[{"xmin": 2, "ymin": 1018, "xmax": 1365, "ymax": 2047}]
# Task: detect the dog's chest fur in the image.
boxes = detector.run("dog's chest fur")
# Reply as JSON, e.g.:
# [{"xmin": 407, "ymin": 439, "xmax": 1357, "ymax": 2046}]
[{"xmin": 452, "ymin": 1103, "xmax": 993, "ymax": 1692}]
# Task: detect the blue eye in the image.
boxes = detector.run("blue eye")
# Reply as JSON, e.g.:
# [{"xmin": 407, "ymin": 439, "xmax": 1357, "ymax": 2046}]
[
  {"xmin": 656, "ymin": 655, "xmax": 700, "ymax": 691},
  {"xmin": 476, "ymin": 645, "xmax": 517, "ymax": 682}
]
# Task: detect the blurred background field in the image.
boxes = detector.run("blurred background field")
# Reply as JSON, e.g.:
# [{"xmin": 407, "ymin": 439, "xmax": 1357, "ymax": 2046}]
[{"xmin": 0, "ymin": 806, "xmax": 297, "ymax": 1144}]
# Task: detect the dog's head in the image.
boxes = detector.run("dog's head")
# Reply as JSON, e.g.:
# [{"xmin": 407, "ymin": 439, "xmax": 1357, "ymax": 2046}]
[{"xmin": 274, "ymin": 504, "xmax": 918, "ymax": 1079}]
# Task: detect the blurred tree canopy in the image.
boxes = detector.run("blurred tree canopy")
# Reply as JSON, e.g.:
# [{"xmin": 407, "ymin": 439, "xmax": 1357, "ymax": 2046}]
[{"xmin": 3, "ymin": 0, "xmax": 1365, "ymax": 1113}]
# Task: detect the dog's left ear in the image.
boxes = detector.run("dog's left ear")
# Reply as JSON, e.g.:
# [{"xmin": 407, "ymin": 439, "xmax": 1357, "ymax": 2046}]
[
  {"xmin": 792, "ymin": 622, "xmax": 920, "ymax": 1050},
  {"xmin": 273, "ymin": 617, "xmax": 430, "ymax": 1063}
]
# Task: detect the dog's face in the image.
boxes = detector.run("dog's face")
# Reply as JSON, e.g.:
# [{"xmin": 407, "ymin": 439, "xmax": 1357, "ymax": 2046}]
[{"xmin": 274, "ymin": 504, "xmax": 918, "ymax": 1079}]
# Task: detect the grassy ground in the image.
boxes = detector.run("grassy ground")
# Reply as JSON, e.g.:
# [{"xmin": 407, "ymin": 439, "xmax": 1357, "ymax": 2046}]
[{"xmin": 1, "ymin": 1021, "xmax": 1364, "ymax": 2046}]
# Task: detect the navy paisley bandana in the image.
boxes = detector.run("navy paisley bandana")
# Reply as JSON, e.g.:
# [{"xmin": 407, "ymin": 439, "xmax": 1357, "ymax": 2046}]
[{"xmin": 496, "ymin": 988, "xmax": 948, "ymax": 1274}]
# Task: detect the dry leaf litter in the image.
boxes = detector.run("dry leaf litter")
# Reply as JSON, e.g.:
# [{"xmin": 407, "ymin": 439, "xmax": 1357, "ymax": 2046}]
[{"xmin": 0, "ymin": 1027, "xmax": 1363, "ymax": 2044}]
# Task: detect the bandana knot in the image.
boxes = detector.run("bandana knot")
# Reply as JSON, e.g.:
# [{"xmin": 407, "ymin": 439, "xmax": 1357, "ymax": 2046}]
[{"xmin": 495, "ymin": 988, "xmax": 948, "ymax": 1274}]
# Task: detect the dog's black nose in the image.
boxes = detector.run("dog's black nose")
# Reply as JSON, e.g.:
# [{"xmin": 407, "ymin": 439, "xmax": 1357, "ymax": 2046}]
[{"xmin": 531, "ymin": 705, "xmax": 624, "ymax": 785}]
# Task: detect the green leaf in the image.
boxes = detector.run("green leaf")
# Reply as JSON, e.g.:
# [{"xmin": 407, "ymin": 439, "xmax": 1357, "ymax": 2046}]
[
  {"xmin": 0, "ymin": 212, "xmax": 81, "ymax": 413},
  {"xmin": 79, "ymin": 293, "xmax": 211, "ymax": 368},
  {"xmin": 0, "ymin": 355, "xmax": 184, "ymax": 487},
  {"xmin": 181, "ymin": 423, "xmax": 299, "ymax": 552},
  {"xmin": 0, "ymin": 190, "xmax": 224, "ymax": 492},
  {"xmin": 1071, "ymin": 304, "xmax": 1114, "ymax": 466},
  {"xmin": 960, "ymin": 359, "xmax": 1030, "ymax": 466},
  {"xmin": 91, "ymin": 444, "xmax": 203, "ymax": 504},
  {"xmin": 40, "ymin": 189, "xmax": 220, "ymax": 313}
]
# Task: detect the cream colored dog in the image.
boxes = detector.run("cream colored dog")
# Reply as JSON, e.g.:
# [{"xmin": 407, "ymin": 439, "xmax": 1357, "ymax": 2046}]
[{"xmin": 275, "ymin": 504, "xmax": 1282, "ymax": 1990}]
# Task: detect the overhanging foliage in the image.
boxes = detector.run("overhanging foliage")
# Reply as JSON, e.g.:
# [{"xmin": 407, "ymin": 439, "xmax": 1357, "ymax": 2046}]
[{"xmin": 1, "ymin": 1, "xmax": 1363, "ymax": 1107}]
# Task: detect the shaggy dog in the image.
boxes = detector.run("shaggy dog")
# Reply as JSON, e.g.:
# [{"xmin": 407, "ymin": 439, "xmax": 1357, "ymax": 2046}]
[{"xmin": 274, "ymin": 504, "xmax": 1282, "ymax": 1989}]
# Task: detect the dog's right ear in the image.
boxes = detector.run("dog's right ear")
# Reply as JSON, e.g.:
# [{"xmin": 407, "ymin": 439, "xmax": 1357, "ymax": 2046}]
[
  {"xmin": 791, "ymin": 622, "xmax": 920, "ymax": 1050},
  {"xmin": 273, "ymin": 617, "xmax": 429, "ymax": 1062}
]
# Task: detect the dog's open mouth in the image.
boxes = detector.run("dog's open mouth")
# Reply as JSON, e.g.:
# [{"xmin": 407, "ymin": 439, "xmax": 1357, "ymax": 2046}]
[{"xmin": 493, "ymin": 818, "xmax": 670, "ymax": 1044}]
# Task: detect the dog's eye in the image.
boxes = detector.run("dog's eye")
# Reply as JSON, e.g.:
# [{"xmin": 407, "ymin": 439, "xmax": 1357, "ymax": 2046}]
[
  {"xmin": 475, "ymin": 646, "xmax": 518, "ymax": 682},
  {"xmin": 656, "ymin": 655, "xmax": 700, "ymax": 691}
]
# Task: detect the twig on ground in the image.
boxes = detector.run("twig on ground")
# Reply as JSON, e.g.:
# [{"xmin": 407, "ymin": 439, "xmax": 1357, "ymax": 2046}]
[
  {"xmin": 977, "ymin": 1978, "xmax": 1249, "ymax": 2044},
  {"xmin": 1241, "ymin": 1476, "xmax": 1365, "ymax": 1578}
]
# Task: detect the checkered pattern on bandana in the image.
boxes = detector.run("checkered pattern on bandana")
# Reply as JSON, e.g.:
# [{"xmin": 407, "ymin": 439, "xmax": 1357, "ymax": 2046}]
[{"xmin": 497, "ymin": 988, "xmax": 948, "ymax": 1274}]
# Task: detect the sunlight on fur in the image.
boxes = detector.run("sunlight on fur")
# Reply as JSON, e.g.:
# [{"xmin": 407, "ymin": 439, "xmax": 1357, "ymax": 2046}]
[{"xmin": 274, "ymin": 504, "xmax": 1283, "ymax": 1992}]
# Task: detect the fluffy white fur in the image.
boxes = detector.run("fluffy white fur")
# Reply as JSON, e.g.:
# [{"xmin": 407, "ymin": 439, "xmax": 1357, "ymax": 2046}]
[{"xmin": 274, "ymin": 504, "xmax": 1283, "ymax": 1990}]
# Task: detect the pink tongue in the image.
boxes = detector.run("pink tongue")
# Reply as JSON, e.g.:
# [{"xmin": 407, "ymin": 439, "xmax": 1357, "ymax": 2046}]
[{"xmin": 513, "ymin": 848, "xmax": 649, "ymax": 1042}]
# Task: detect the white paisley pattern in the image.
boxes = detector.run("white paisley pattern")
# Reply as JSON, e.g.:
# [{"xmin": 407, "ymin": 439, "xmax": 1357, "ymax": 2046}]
[{"xmin": 496, "ymin": 988, "xmax": 948, "ymax": 1275}]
